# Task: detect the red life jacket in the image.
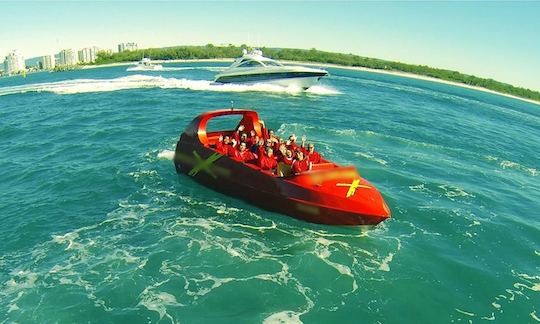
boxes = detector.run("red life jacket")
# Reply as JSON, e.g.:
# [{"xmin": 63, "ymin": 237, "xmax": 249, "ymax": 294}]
[
  {"xmin": 280, "ymin": 156, "xmax": 294, "ymax": 166},
  {"xmin": 306, "ymin": 151, "xmax": 321, "ymax": 164},
  {"xmin": 234, "ymin": 150, "xmax": 257, "ymax": 162},
  {"xmin": 258, "ymin": 155, "xmax": 277, "ymax": 170},
  {"xmin": 292, "ymin": 159, "xmax": 310, "ymax": 174}
]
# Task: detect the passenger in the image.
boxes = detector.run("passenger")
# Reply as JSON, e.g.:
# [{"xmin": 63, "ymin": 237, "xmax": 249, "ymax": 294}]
[
  {"xmin": 232, "ymin": 142, "xmax": 257, "ymax": 162},
  {"xmin": 280, "ymin": 148, "xmax": 294, "ymax": 166},
  {"xmin": 251, "ymin": 138, "xmax": 264, "ymax": 154},
  {"xmin": 305, "ymin": 143, "xmax": 321, "ymax": 164},
  {"xmin": 246, "ymin": 130, "xmax": 257, "ymax": 147},
  {"xmin": 268, "ymin": 129, "xmax": 280, "ymax": 144},
  {"xmin": 286, "ymin": 134, "xmax": 299, "ymax": 152},
  {"xmin": 259, "ymin": 139, "xmax": 273, "ymax": 157},
  {"xmin": 216, "ymin": 135, "xmax": 234, "ymax": 155},
  {"xmin": 275, "ymin": 143, "xmax": 286, "ymax": 160},
  {"xmin": 292, "ymin": 150, "xmax": 312, "ymax": 174},
  {"xmin": 258, "ymin": 147, "xmax": 278, "ymax": 172},
  {"xmin": 233, "ymin": 124, "xmax": 246, "ymax": 142},
  {"xmin": 227, "ymin": 138, "xmax": 239, "ymax": 157},
  {"xmin": 240, "ymin": 132, "xmax": 248, "ymax": 144}
]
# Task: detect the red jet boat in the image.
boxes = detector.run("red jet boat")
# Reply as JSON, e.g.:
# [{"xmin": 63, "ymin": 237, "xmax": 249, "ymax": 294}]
[{"xmin": 174, "ymin": 109, "xmax": 391, "ymax": 225}]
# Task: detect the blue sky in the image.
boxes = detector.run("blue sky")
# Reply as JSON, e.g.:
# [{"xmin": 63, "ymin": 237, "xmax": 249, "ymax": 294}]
[{"xmin": 1, "ymin": 1, "xmax": 539, "ymax": 90}]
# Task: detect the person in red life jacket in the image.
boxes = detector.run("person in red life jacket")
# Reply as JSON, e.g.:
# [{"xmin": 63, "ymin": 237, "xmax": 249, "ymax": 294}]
[
  {"xmin": 258, "ymin": 139, "xmax": 274, "ymax": 158},
  {"xmin": 286, "ymin": 134, "xmax": 299, "ymax": 152},
  {"xmin": 272, "ymin": 137, "xmax": 284, "ymax": 154},
  {"xmin": 233, "ymin": 124, "xmax": 246, "ymax": 142},
  {"xmin": 300, "ymin": 137, "xmax": 322, "ymax": 164},
  {"xmin": 246, "ymin": 130, "xmax": 257, "ymax": 147},
  {"xmin": 240, "ymin": 132, "xmax": 248, "ymax": 144},
  {"xmin": 279, "ymin": 148, "xmax": 294, "ymax": 166},
  {"xmin": 305, "ymin": 143, "xmax": 321, "ymax": 164},
  {"xmin": 275, "ymin": 143, "xmax": 286, "ymax": 160},
  {"xmin": 292, "ymin": 150, "xmax": 312, "ymax": 174},
  {"xmin": 216, "ymin": 135, "xmax": 235, "ymax": 155},
  {"xmin": 227, "ymin": 138, "xmax": 239, "ymax": 157},
  {"xmin": 231, "ymin": 142, "xmax": 258, "ymax": 162},
  {"xmin": 258, "ymin": 147, "xmax": 278, "ymax": 172},
  {"xmin": 251, "ymin": 137, "xmax": 263, "ymax": 154},
  {"xmin": 268, "ymin": 129, "xmax": 280, "ymax": 144}
]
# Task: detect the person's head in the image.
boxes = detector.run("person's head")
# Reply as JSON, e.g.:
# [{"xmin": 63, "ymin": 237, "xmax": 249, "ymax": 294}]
[
  {"xmin": 265, "ymin": 139, "xmax": 273, "ymax": 147},
  {"xmin": 266, "ymin": 147, "xmax": 274, "ymax": 157},
  {"xmin": 239, "ymin": 142, "xmax": 247, "ymax": 152},
  {"xmin": 308, "ymin": 143, "xmax": 315, "ymax": 152},
  {"xmin": 241, "ymin": 133, "xmax": 247, "ymax": 141},
  {"xmin": 285, "ymin": 149, "xmax": 293, "ymax": 158},
  {"xmin": 250, "ymin": 130, "xmax": 256, "ymax": 137},
  {"xmin": 258, "ymin": 139, "xmax": 264, "ymax": 146},
  {"xmin": 289, "ymin": 134, "xmax": 296, "ymax": 142},
  {"xmin": 296, "ymin": 150, "xmax": 304, "ymax": 160},
  {"xmin": 223, "ymin": 135, "xmax": 230, "ymax": 144},
  {"xmin": 269, "ymin": 130, "xmax": 275, "ymax": 137}
]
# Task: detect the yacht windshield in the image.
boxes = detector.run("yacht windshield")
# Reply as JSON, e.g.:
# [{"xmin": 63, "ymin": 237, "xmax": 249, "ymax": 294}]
[
  {"xmin": 238, "ymin": 60, "xmax": 264, "ymax": 68},
  {"xmin": 262, "ymin": 61, "xmax": 283, "ymax": 67}
]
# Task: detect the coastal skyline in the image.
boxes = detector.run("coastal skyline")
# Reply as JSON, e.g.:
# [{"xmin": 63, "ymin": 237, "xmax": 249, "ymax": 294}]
[{"xmin": 1, "ymin": 1, "xmax": 540, "ymax": 90}]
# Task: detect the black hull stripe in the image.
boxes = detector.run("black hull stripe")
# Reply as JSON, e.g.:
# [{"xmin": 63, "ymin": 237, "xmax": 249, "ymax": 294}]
[{"xmin": 215, "ymin": 71, "xmax": 327, "ymax": 83}]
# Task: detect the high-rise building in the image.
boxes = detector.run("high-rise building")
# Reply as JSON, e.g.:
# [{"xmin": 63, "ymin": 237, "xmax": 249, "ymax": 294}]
[
  {"xmin": 58, "ymin": 49, "xmax": 78, "ymax": 66},
  {"xmin": 41, "ymin": 54, "xmax": 56, "ymax": 70},
  {"xmin": 118, "ymin": 42, "xmax": 138, "ymax": 52},
  {"xmin": 3, "ymin": 50, "xmax": 26, "ymax": 75},
  {"xmin": 78, "ymin": 47, "xmax": 97, "ymax": 63}
]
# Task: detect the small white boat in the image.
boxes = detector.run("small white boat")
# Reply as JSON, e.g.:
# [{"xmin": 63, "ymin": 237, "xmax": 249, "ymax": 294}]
[
  {"xmin": 126, "ymin": 58, "xmax": 163, "ymax": 71},
  {"xmin": 214, "ymin": 49, "xmax": 328, "ymax": 90}
]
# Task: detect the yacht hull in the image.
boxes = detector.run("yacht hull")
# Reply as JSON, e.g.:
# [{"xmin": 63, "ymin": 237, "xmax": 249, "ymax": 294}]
[{"xmin": 215, "ymin": 73, "xmax": 326, "ymax": 90}]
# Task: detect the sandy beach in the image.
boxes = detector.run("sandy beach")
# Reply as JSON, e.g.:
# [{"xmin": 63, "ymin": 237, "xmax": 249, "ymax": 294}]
[{"xmin": 83, "ymin": 59, "xmax": 540, "ymax": 106}]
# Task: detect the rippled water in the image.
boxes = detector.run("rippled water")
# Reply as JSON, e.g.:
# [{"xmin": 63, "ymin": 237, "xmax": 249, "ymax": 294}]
[{"xmin": 1, "ymin": 63, "xmax": 539, "ymax": 323}]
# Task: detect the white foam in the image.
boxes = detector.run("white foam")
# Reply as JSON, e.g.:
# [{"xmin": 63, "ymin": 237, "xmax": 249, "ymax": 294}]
[
  {"xmin": 305, "ymin": 85, "xmax": 341, "ymax": 95},
  {"xmin": 455, "ymin": 308, "xmax": 475, "ymax": 317},
  {"xmin": 0, "ymin": 74, "xmax": 341, "ymax": 96},
  {"xmin": 157, "ymin": 150, "xmax": 175, "ymax": 160},
  {"xmin": 138, "ymin": 285, "xmax": 183, "ymax": 321},
  {"xmin": 263, "ymin": 311, "xmax": 303, "ymax": 324},
  {"xmin": 354, "ymin": 151, "xmax": 388, "ymax": 165},
  {"xmin": 378, "ymin": 253, "xmax": 394, "ymax": 272},
  {"xmin": 485, "ymin": 155, "xmax": 538, "ymax": 177},
  {"xmin": 531, "ymin": 311, "xmax": 540, "ymax": 322}
]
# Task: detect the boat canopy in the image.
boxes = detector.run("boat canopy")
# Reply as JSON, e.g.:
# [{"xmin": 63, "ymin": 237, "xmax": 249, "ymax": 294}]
[{"xmin": 182, "ymin": 109, "xmax": 265, "ymax": 146}]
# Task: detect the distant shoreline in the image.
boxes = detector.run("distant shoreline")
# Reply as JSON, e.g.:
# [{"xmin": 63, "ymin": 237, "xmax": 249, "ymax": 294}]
[{"xmin": 82, "ymin": 59, "xmax": 540, "ymax": 106}]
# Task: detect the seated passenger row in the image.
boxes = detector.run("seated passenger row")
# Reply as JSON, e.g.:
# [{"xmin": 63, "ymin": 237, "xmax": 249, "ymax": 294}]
[{"xmin": 214, "ymin": 123, "xmax": 322, "ymax": 175}]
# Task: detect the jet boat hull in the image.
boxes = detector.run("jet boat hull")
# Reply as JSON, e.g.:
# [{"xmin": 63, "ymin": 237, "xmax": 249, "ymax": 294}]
[{"xmin": 174, "ymin": 109, "xmax": 391, "ymax": 226}]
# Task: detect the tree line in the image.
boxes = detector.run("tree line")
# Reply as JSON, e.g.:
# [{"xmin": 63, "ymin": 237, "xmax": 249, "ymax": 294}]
[{"xmin": 93, "ymin": 44, "xmax": 540, "ymax": 102}]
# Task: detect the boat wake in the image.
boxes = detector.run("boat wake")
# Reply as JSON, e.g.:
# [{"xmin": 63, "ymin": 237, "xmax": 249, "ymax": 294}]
[{"xmin": 0, "ymin": 75, "xmax": 341, "ymax": 96}]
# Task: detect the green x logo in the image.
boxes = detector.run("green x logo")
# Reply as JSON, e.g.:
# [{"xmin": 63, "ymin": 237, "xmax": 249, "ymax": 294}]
[{"xmin": 188, "ymin": 151, "xmax": 223, "ymax": 178}]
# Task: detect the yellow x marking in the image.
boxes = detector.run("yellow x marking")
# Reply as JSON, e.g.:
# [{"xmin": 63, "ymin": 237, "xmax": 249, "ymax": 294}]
[
  {"xmin": 336, "ymin": 179, "xmax": 372, "ymax": 198},
  {"xmin": 188, "ymin": 151, "xmax": 223, "ymax": 178}
]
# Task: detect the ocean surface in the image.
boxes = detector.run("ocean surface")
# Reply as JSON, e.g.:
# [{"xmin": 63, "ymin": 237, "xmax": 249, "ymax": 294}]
[{"xmin": 0, "ymin": 62, "xmax": 538, "ymax": 323}]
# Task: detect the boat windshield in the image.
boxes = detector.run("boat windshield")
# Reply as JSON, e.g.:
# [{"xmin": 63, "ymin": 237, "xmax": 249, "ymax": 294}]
[
  {"xmin": 262, "ymin": 60, "xmax": 283, "ymax": 67},
  {"xmin": 238, "ymin": 60, "xmax": 264, "ymax": 68}
]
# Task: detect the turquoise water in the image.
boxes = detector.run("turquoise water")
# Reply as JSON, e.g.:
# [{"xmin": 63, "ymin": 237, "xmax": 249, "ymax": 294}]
[{"xmin": 1, "ymin": 63, "xmax": 539, "ymax": 323}]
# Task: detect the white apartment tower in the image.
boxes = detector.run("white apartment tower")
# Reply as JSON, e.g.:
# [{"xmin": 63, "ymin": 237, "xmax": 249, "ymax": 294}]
[
  {"xmin": 3, "ymin": 50, "xmax": 26, "ymax": 75},
  {"xmin": 41, "ymin": 54, "xmax": 56, "ymax": 70},
  {"xmin": 78, "ymin": 47, "xmax": 97, "ymax": 63},
  {"xmin": 58, "ymin": 49, "xmax": 78, "ymax": 66},
  {"xmin": 118, "ymin": 42, "xmax": 138, "ymax": 52}
]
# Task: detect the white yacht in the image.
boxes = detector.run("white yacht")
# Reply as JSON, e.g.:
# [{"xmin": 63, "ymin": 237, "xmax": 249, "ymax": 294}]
[
  {"xmin": 214, "ymin": 49, "xmax": 328, "ymax": 89},
  {"xmin": 126, "ymin": 58, "xmax": 163, "ymax": 71}
]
